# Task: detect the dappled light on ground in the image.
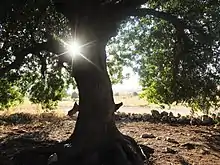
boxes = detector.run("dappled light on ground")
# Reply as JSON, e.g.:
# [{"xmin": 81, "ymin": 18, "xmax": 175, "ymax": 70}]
[{"xmin": 0, "ymin": 112, "xmax": 219, "ymax": 165}]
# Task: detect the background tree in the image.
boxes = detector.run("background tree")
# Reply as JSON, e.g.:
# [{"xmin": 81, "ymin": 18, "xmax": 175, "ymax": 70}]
[{"xmin": 109, "ymin": 0, "xmax": 220, "ymax": 114}]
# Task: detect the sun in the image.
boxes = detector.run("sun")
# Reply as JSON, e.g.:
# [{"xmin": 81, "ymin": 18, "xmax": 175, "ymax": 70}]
[{"xmin": 67, "ymin": 40, "xmax": 81, "ymax": 56}]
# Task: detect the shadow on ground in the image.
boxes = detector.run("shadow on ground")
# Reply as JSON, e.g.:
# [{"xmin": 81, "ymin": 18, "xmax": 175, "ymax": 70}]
[
  {"xmin": 0, "ymin": 129, "xmax": 60, "ymax": 165},
  {"xmin": 0, "ymin": 112, "xmax": 220, "ymax": 165}
]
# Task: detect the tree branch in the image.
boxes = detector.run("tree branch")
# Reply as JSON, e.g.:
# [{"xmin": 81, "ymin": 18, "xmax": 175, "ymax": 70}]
[
  {"xmin": 0, "ymin": 43, "xmax": 46, "ymax": 77},
  {"xmin": 131, "ymin": 8, "xmax": 208, "ymax": 44},
  {"xmin": 0, "ymin": 37, "xmax": 67, "ymax": 78},
  {"xmin": 131, "ymin": 8, "xmax": 193, "ymax": 52},
  {"xmin": 131, "ymin": 8, "xmax": 188, "ymax": 29}
]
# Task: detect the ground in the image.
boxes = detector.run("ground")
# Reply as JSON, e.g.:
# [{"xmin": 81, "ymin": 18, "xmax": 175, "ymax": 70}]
[{"xmin": 0, "ymin": 113, "xmax": 219, "ymax": 165}]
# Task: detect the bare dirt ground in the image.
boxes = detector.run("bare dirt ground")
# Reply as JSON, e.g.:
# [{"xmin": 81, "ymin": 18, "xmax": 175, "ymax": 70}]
[{"xmin": 0, "ymin": 114, "xmax": 219, "ymax": 165}]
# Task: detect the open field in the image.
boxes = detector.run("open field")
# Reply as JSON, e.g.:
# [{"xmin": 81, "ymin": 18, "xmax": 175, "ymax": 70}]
[
  {"xmin": 2, "ymin": 96, "xmax": 197, "ymax": 117},
  {"xmin": 0, "ymin": 113, "xmax": 219, "ymax": 165}
]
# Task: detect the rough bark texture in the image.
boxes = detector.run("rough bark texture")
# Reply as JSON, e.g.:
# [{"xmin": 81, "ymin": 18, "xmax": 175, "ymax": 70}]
[{"xmin": 64, "ymin": 23, "xmax": 145, "ymax": 164}]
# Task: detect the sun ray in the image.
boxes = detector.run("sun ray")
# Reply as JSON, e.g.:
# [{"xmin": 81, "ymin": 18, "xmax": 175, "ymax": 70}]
[{"xmin": 51, "ymin": 34, "xmax": 102, "ymax": 72}]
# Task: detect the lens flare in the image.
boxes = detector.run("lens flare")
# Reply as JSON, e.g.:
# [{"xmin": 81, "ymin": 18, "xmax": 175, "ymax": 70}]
[{"xmin": 68, "ymin": 41, "xmax": 81, "ymax": 56}]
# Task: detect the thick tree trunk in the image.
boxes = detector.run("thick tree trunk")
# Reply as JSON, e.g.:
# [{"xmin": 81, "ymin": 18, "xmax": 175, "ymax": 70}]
[
  {"xmin": 69, "ymin": 37, "xmax": 117, "ymax": 150},
  {"xmin": 59, "ymin": 22, "xmax": 145, "ymax": 164}
]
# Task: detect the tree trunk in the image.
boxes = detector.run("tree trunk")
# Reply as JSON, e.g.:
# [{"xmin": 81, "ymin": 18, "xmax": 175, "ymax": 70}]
[
  {"xmin": 59, "ymin": 23, "xmax": 146, "ymax": 164},
  {"xmin": 69, "ymin": 33, "xmax": 117, "ymax": 151}
]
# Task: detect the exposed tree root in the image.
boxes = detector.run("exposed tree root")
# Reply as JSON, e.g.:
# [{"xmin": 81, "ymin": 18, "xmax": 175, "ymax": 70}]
[
  {"xmin": 68, "ymin": 102, "xmax": 123, "ymax": 117},
  {"xmin": 13, "ymin": 134, "xmax": 153, "ymax": 165}
]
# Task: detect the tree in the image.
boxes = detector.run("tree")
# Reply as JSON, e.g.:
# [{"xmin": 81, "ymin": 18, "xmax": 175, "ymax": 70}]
[
  {"xmin": 1, "ymin": 0, "xmax": 218, "ymax": 164},
  {"xmin": 0, "ymin": 0, "xmax": 123, "ymax": 109},
  {"xmin": 108, "ymin": 0, "xmax": 220, "ymax": 114}
]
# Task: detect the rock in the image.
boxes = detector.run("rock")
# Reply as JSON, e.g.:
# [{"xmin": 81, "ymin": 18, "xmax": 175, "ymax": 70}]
[
  {"xmin": 161, "ymin": 111, "xmax": 168, "ymax": 117},
  {"xmin": 0, "ymin": 120, "xmax": 6, "ymax": 125},
  {"xmin": 201, "ymin": 115, "xmax": 214, "ymax": 125},
  {"xmin": 163, "ymin": 147, "xmax": 177, "ymax": 154},
  {"xmin": 130, "ymin": 115, "xmax": 135, "ymax": 120},
  {"xmin": 199, "ymin": 148, "xmax": 210, "ymax": 155},
  {"xmin": 190, "ymin": 117, "xmax": 202, "ymax": 125},
  {"xmin": 138, "ymin": 114, "xmax": 143, "ymax": 121},
  {"xmin": 211, "ymin": 113, "xmax": 217, "ymax": 120},
  {"xmin": 177, "ymin": 116, "xmax": 190, "ymax": 124},
  {"xmin": 170, "ymin": 117, "xmax": 177, "ymax": 123},
  {"xmin": 141, "ymin": 133, "xmax": 155, "ymax": 138},
  {"xmin": 151, "ymin": 110, "xmax": 161, "ymax": 120},
  {"xmin": 119, "ymin": 112, "xmax": 127, "ymax": 118},
  {"xmin": 161, "ymin": 115, "xmax": 169, "ymax": 123},
  {"xmin": 169, "ymin": 112, "xmax": 174, "ymax": 117},
  {"xmin": 156, "ymin": 137, "xmax": 162, "ymax": 140},
  {"xmin": 135, "ymin": 114, "xmax": 142, "ymax": 121},
  {"xmin": 165, "ymin": 137, "xmax": 179, "ymax": 144},
  {"xmin": 161, "ymin": 116, "xmax": 169, "ymax": 123},
  {"xmin": 181, "ymin": 142, "xmax": 196, "ymax": 150},
  {"xmin": 142, "ymin": 114, "xmax": 153, "ymax": 122}
]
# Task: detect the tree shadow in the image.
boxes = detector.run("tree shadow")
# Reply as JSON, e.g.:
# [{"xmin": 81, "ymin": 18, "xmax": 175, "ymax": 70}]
[
  {"xmin": 0, "ymin": 112, "xmax": 64, "ymax": 126},
  {"xmin": 0, "ymin": 130, "xmax": 59, "ymax": 165},
  {"xmin": 203, "ymin": 132, "xmax": 220, "ymax": 157},
  {"xmin": 0, "ymin": 113, "xmax": 68, "ymax": 165}
]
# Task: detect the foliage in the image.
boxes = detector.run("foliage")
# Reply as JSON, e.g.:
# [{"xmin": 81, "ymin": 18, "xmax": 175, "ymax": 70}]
[
  {"xmin": 29, "ymin": 71, "xmax": 67, "ymax": 110},
  {"xmin": 109, "ymin": 1, "xmax": 220, "ymax": 114},
  {"xmin": 0, "ymin": 78, "xmax": 24, "ymax": 110},
  {"xmin": 0, "ymin": 0, "xmax": 124, "ymax": 109}
]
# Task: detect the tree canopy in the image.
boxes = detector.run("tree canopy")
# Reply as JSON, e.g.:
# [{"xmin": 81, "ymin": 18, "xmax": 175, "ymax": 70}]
[
  {"xmin": 0, "ymin": 0, "xmax": 220, "ymax": 113},
  {"xmin": 108, "ymin": 0, "xmax": 220, "ymax": 113},
  {"xmin": 0, "ymin": 0, "xmax": 124, "ymax": 109}
]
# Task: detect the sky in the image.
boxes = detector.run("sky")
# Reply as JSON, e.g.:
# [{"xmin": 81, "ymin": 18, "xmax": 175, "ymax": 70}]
[{"xmin": 112, "ymin": 67, "xmax": 141, "ymax": 93}]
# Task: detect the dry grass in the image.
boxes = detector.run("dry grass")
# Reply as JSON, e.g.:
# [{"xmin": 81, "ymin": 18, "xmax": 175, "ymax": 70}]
[
  {"xmin": 0, "ymin": 98, "xmax": 65, "ymax": 116},
  {"xmin": 114, "ymin": 95, "xmax": 148, "ymax": 106},
  {"xmin": 0, "ymin": 96, "xmax": 149, "ymax": 115},
  {"xmin": 1, "ymin": 95, "xmax": 212, "ymax": 117},
  {"xmin": 59, "ymin": 95, "xmax": 149, "ymax": 107}
]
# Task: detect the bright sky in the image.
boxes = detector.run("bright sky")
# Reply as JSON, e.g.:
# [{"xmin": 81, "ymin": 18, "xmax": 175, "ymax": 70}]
[{"xmin": 112, "ymin": 67, "xmax": 141, "ymax": 93}]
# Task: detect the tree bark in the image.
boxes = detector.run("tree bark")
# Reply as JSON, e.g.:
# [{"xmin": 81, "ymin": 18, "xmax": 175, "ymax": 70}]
[
  {"xmin": 59, "ymin": 22, "xmax": 145, "ymax": 164},
  {"xmin": 69, "ymin": 34, "xmax": 117, "ymax": 149}
]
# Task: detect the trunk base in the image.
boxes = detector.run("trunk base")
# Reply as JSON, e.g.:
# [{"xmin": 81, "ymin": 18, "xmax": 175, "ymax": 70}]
[{"xmin": 13, "ymin": 132, "xmax": 153, "ymax": 165}]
